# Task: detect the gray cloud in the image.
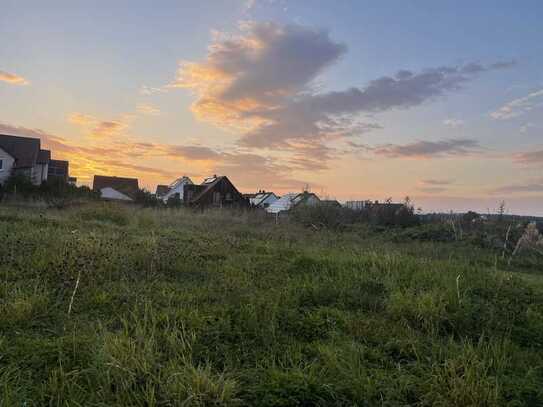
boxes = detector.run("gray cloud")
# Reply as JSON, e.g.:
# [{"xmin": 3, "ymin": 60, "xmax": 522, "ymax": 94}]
[
  {"xmin": 513, "ymin": 150, "xmax": 543, "ymax": 165},
  {"xmin": 174, "ymin": 21, "xmax": 514, "ymax": 166},
  {"xmin": 420, "ymin": 179, "xmax": 454, "ymax": 185},
  {"xmin": 491, "ymin": 180, "xmax": 543, "ymax": 194},
  {"xmin": 372, "ymin": 138, "xmax": 481, "ymax": 158}
]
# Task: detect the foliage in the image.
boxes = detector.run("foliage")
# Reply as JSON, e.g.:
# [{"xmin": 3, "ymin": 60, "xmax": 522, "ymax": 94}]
[
  {"xmin": 0, "ymin": 203, "xmax": 542, "ymax": 405},
  {"xmin": 0, "ymin": 174, "xmax": 99, "ymax": 207}
]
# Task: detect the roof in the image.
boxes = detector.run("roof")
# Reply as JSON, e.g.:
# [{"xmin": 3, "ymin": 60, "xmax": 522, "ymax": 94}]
[
  {"xmin": 321, "ymin": 199, "xmax": 341, "ymax": 207},
  {"xmin": 266, "ymin": 193, "xmax": 298, "ymax": 213},
  {"xmin": 190, "ymin": 175, "xmax": 224, "ymax": 202},
  {"xmin": 251, "ymin": 191, "xmax": 278, "ymax": 206},
  {"xmin": 49, "ymin": 159, "xmax": 68, "ymax": 169},
  {"xmin": 155, "ymin": 185, "xmax": 170, "ymax": 196},
  {"xmin": 37, "ymin": 149, "xmax": 51, "ymax": 164},
  {"xmin": 265, "ymin": 192, "xmax": 320, "ymax": 213},
  {"xmin": 0, "ymin": 134, "xmax": 41, "ymax": 168},
  {"xmin": 93, "ymin": 175, "xmax": 139, "ymax": 199},
  {"xmin": 187, "ymin": 175, "xmax": 243, "ymax": 204}
]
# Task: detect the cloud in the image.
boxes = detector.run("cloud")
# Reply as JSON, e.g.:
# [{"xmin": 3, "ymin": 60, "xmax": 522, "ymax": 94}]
[
  {"xmin": 416, "ymin": 178, "xmax": 454, "ymax": 194},
  {"xmin": 68, "ymin": 112, "xmax": 130, "ymax": 139},
  {"xmin": 490, "ymin": 88, "xmax": 543, "ymax": 120},
  {"xmin": 421, "ymin": 179, "xmax": 454, "ymax": 185},
  {"xmin": 513, "ymin": 149, "xmax": 543, "ymax": 166},
  {"xmin": 490, "ymin": 179, "xmax": 543, "ymax": 194},
  {"xmin": 137, "ymin": 104, "xmax": 161, "ymax": 116},
  {"xmin": 173, "ymin": 21, "xmax": 513, "ymax": 166},
  {"xmin": 0, "ymin": 70, "xmax": 29, "ymax": 85},
  {"xmin": 443, "ymin": 118, "xmax": 465, "ymax": 128},
  {"xmin": 372, "ymin": 138, "xmax": 481, "ymax": 159},
  {"xmin": 139, "ymin": 85, "xmax": 167, "ymax": 95},
  {"xmin": 520, "ymin": 122, "xmax": 535, "ymax": 134},
  {"xmin": 68, "ymin": 112, "xmax": 96, "ymax": 126}
]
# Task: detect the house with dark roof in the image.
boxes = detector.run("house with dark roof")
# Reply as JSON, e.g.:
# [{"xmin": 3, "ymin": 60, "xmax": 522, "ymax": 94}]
[
  {"xmin": 48, "ymin": 159, "xmax": 70, "ymax": 183},
  {"xmin": 0, "ymin": 134, "xmax": 52, "ymax": 185},
  {"xmin": 93, "ymin": 175, "xmax": 139, "ymax": 201},
  {"xmin": 155, "ymin": 184, "xmax": 170, "ymax": 199},
  {"xmin": 183, "ymin": 175, "xmax": 247, "ymax": 208}
]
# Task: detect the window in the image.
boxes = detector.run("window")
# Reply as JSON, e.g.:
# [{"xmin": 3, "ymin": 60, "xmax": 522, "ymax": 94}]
[
  {"xmin": 225, "ymin": 192, "xmax": 232, "ymax": 201},
  {"xmin": 0, "ymin": 159, "xmax": 3, "ymax": 171},
  {"xmin": 213, "ymin": 191, "xmax": 221, "ymax": 204}
]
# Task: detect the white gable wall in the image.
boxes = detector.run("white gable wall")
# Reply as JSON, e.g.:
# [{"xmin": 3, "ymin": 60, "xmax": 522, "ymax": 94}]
[
  {"xmin": 163, "ymin": 177, "xmax": 193, "ymax": 202},
  {"xmin": 0, "ymin": 147, "xmax": 15, "ymax": 185}
]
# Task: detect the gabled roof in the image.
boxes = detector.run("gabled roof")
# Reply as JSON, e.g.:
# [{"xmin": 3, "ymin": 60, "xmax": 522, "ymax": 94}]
[
  {"xmin": 156, "ymin": 184, "xmax": 170, "ymax": 196},
  {"xmin": 190, "ymin": 175, "xmax": 224, "ymax": 202},
  {"xmin": 168, "ymin": 176, "xmax": 193, "ymax": 189},
  {"xmin": 251, "ymin": 191, "xmax": 278, "ymax": 206},
  {"xmin": 0, "ymin": 134, "xmax": 41, "ymax": 168},
  {"xmin": 265, "ymin": 192, "xmax": 319, "ymax": 213},
  {"xmin": 93, "ymin": 175, "xmax": 139, "ymax": 199},
  {"xmin": 188, "ymin": 175, "xmax": 242, "ymax": 204},
  {"xmin": 266, "ymin": 193, "xmax": 298, "ymax": 213}
]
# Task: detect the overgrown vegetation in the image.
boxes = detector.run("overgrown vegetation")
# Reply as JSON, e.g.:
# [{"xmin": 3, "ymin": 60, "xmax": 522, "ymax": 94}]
[{"xmin": 1, "ymin": 203, "xmax": 542, "ymax": 406}]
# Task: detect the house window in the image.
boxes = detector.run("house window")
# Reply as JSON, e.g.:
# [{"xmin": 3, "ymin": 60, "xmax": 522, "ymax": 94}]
[
  {"xmin": 213, "ymin": 192, "xmax": 221, "ymax": 204},
  {"xmin": 0, "ymin": 159, "xmax": 3, "ymax": 171},
  {"xmin": 225, "ymin": 192, "xmax": 232, "ymax": 201}
]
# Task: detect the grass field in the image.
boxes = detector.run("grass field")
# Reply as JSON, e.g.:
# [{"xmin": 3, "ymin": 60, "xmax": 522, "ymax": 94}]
[{"xmin": 1, "ymin": 203, "xmax": 542, "ymax": 406}]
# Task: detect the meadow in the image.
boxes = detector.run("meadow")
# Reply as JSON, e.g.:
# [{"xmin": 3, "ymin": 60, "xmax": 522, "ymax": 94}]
[{"xmin": 1, "ymin": 203, "xmax": 542, "ymax": 406}]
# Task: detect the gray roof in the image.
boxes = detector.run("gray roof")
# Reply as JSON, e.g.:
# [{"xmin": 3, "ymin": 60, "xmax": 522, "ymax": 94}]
[{"xmin": 0, "ymin": 134, "xmax": 42, "ymax": 168}]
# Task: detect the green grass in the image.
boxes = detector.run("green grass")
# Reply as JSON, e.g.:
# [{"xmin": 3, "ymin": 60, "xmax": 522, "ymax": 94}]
[{"xmin": 1, "ymin": 203, "xmax": 542, "ymax": 406}]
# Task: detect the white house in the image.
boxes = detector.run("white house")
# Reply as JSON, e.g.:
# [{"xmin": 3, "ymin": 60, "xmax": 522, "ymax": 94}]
[
  {"xmin": 0, "ymin": 134, "xmax": 51, "ymax": 185},
  {"xmin": 250, "ymin": 191, "xmax": 279, "ymax": 208},
  {"xmin": 161, "ymin": 176, "xmax": 193, "ymax": 202},
  {"xmin": 92, "ymin": 175, "xmax": 139, "ymax": 202},
  {"xmin": 266, "ymin": 191, "xmax": 320, "ymax": 214}
]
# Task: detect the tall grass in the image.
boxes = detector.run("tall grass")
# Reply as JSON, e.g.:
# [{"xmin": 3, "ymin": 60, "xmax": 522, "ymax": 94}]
[{"xmin": 1, "ymin": 203, "xmax": 542, "ymax": 405}]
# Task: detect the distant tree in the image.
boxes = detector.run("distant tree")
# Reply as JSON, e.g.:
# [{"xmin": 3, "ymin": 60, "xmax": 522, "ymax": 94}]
[
  {"xmin": 462, "ymin": 211, "xmax": 480, "ymax": 223},
  {"xmin": 135, "ymin": 189, "xmax": 160, "ymax": 208}
]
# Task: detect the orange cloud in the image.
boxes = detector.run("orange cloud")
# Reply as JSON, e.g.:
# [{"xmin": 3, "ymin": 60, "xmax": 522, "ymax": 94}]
[{"xmin": 0, "ymin": 70, "xmax": 29, "ymax": 85}]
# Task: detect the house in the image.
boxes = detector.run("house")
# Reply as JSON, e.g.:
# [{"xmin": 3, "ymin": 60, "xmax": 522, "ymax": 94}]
[
  {"xmin": 0, "ymin": 134, "xmax": 52, "ymax": 185},
  {"xmin": 266, "ymin": 191, "xmax": 320, "ymax": 214},
  {"xmin": 320, "ymin": 199, "xmax": 341, "ymax": 207},
  {"xmin": 93, "ymin": 175, "xmax": 139, "ymax": 201},
  {"xmin": 155, "ymin": 184, "xmax": 170, "ymax": 200},
  {"xmin": 161, "ymin": 176, "xmax": 193, "ymax": 203},
  {"xmin": 48, "ymin": 159, "xmax": 69, "ymax": 183},
  {"xmin": 344, "ymin": 200, "xmax": 372, "ymax": 210},
  {"xmin": 183, "ymin": 175, "xmax": 247, "ymax": 208},
  {"xmin": 248, "ymin": 190, "xmax": 279, "ymax": 208}
]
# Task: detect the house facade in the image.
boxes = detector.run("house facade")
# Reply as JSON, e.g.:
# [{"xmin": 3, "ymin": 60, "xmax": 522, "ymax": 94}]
[
  {"xmin": 0, "ymin": 134, "xmax": 53, "ymax": 185},
  {"xmin": 249, "ymin": 191, "xmax": 279, "ymax": 208},
  {"xmin": 93, "ymin": 175, "xmax": 139, "ymax": 201},
  {"xmin": 48, "ymin": 159, "xmax": 70, "ymax": 183},
  {"xmin": 161, "ymin": 176, "xmax": 193, "ymax": 203},
  {"xmin": 183, "ymin": 175, "xmax": 247, "ymax": 208},
  {"xmin": 266, "ymin": 191, "xmax": 320, "ymax": 214}
]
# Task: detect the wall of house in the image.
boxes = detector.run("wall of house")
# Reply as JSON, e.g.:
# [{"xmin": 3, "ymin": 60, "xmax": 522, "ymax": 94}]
[
  {"xmin": 0, "ymin": 147, "xmax": 15, "ymax": 185},
  {"xmin": 261, "ymin": 194, "xmax": 278, "ymax": 208},
  {"xmin": 186, "ymin": 178, "xmax": 247, "ymax": 208},
  {"xmin": 163, "ymin": 179, "xmax": 191, "ymax": 202},
  {"xmin": 33, "ymin": 163, "xmax": 48, "ymax": 185}
]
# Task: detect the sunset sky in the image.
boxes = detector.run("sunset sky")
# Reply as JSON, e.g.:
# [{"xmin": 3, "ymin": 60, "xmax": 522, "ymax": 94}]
[{"xmin": 1, "ymin": 1, "xmax": 542, "ymax": 215}]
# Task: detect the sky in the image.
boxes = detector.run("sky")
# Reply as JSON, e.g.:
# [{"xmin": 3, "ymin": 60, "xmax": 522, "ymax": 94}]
[{"xmin": 1, "ymin": 0, "xmax": 542, "ymax": 215}]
